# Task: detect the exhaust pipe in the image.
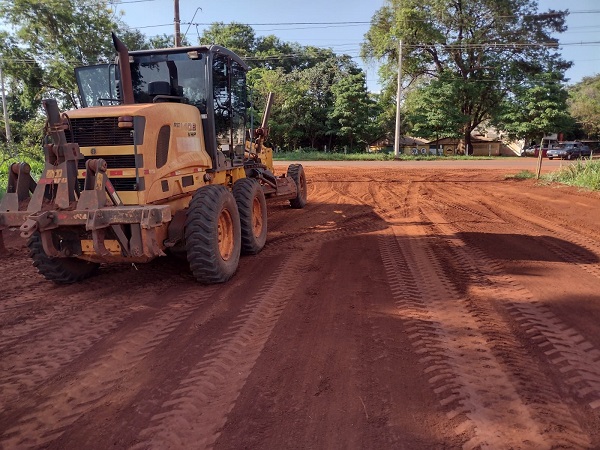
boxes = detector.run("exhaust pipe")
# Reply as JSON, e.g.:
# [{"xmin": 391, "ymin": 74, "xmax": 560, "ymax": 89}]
[{"xmin": 112, "ymin": 33, "xmax": 134, "ymax": 105}]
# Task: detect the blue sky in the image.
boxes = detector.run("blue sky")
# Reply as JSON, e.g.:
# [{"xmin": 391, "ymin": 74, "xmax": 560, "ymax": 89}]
[{"xmin": 116, "ymin": 0, "xmax": 600, "ymax": 91}]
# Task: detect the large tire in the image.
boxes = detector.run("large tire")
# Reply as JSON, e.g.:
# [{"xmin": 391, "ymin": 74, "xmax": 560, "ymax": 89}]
[
  {"xmin": 185, "ymin": 185, "xmax": 241, "ymax": 283},
  {"xmin": 233, "ymin": 178, "xmax": 267, "ymax": 255},
  {"xmin": 287, "ymin": 164, "xmax": 307, "ymax": 209},
  {"xmin": 28, "ymin": 232, "xmax": 99, "ymax": 284}
]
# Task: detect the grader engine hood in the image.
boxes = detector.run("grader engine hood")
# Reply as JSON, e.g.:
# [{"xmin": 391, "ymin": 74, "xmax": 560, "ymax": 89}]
[{"xmin": 65, "ymin": 103, "xmax": 211, "ymax": 205}]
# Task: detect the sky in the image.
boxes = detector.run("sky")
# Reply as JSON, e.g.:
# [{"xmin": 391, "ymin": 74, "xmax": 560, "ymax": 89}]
[{"xmin": 115, "ymin": 0, "xmax": 600, "ymax": 92}]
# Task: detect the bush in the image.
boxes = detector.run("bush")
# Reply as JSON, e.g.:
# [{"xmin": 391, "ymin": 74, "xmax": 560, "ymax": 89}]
[
  {"xmin": 0, "ymin": 142, "xmax": 45, "ymax": 200},
  {"xmin": 543, "ymin": 160, "xmax": 600, "ymax": 190},
  {"xmin": 507, "ymin": 170, "xmax": 536, "ymax": 180}
]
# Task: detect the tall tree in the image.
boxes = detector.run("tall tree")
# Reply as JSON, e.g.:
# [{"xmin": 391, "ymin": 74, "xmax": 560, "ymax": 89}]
[
  {"xmin": 362, "ymin": 0, "xmax": 570, "ymax": 153},
  {"xmin": 330, "ymin": 72, "xmax": 375, "ymax": 151}
]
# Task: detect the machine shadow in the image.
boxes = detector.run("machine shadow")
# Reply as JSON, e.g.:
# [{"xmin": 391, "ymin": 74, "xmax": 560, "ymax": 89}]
[{"xmin": 455, "ymin": 232, "xmax": 599, "ymax": 264}]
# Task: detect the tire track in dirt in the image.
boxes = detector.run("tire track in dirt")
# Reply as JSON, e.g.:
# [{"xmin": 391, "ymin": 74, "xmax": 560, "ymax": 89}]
[
  {"xmin": 0, "ymin": 276, "xmax": 152, "ymax": 350},
  {"xmin": 423, "ymin": 198, "xmax": 600, "ymax": 413},
  {"xmin": 0, "ymin": 273, "xmax": 186, "ymax": 410},
  {"xmin": 265, "ymin": 180, "xmax": 386, "ymax": 254},
  {"xmin": 430, "ymin": 182, "xmax": 600, "ymax": 280},
  {"xmin": 371, "ymin": 179, "xmax": 590, "ymax": 449},
  {"xmin": 0, "ymin": 284, "xmax": 220, "ymax": 449},
  {"xmin": 483, "ymin": 197, "xmax": 600, "ymax": 280},
  {"xmin": 265, "ymin": 212, "xmax": 382, "ymax": 254},
  {"xmin": 377, "ymin": 227, "xmax": 559, "ymax": 449},
  {"xmin": 0, "ymin": 263, "xmax": 157, "ymax": 327},
  {"xmin": 133, "ymin": 247, "xmax": 312, "ymax": 449},
  {"xmin": 421, "ymin": 204, "xmax": 591, "ymax": 447},
  {"xmin": 133, "ymin": 190, "xmax": 386, "ymax": 449},
  {"xmin": 353, "ymin": 176, "xmax": 551, "ymax": 447}
]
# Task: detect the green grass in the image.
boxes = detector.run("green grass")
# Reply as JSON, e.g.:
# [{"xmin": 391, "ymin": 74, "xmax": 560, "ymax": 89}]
[
  {"xmin": 273, "ymin": 150, "xmax": 497, "ymax": 161},
  {"xmin": 0, "ymin": 157, "xmax": 45, "ymax": 201},
  {"xmin": 542, "ymin": 159, "xmax": 600, "ymax": 191},
  {"xmin": 506, "ymin": 170, "xmax": 536, "ymax": 180},
  {"xmin": 273, "ymin": 150, "xmax": 394, "ymax": 161}
]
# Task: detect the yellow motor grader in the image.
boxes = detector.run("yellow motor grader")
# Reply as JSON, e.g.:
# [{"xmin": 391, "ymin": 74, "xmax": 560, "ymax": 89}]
[{"xmin": 0, "ymin": 34, "xmax": 307, "ymax": 284}]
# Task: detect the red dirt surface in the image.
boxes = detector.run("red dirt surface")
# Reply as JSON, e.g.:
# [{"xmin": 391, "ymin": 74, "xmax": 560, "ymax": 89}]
[{"xmin": 1, "ymin": 162, "xmax": 600, "ymax": 449}]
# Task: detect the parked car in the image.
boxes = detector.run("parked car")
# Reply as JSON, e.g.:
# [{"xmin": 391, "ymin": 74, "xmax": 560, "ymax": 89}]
[
  {"xmin": 521, "ymin": 145, "xmax": 548, "ymax": 157},
  {"xmin": 521, "ymin": 146, "xmax": 536, "ymax": 156},
  {"xmin": 579, "ymin": 143, "xmax": 592, "ymax": 158},
  {"xmin": 547, "ymin": 142, "xmax": 588, "ymax": 160}
]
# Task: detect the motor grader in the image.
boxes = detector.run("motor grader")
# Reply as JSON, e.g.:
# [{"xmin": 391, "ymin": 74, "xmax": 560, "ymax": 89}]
[{"xmin": 0, "ymin": 34, "xmax": 307, "ymax": 284}]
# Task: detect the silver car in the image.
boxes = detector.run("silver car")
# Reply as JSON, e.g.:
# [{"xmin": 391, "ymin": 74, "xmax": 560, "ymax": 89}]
[{"xmin": 547, "ymin": 142, "xmax": 589, "ymax": 160}]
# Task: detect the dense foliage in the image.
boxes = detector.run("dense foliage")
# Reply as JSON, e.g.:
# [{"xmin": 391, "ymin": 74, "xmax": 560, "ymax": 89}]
[
  {"xmin": 362, "ymin": 0, "xmax": 573, "ymax": 151},
  {"xmin": 200, "ymin": 23, "xmax": 381, "ymax": 151},
  {"xmin": 0, "ymin": 0, "xmax": 147, "ymax": 165},
  {"xmin": 494, "ymin": 71, "xmax": 576, "ymax": 141},
  {"xmin": 0, "ymin": 4, "xmax": 383, "ymax": 166},
  {"xmin": 568, "ymin": 74, "xmax": 600, "ymax": 139}
]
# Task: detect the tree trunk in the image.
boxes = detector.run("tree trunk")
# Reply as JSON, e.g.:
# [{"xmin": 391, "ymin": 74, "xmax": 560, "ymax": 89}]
[{"xmin": 463, "ymin": 127, "xmax": 472, "ymax": 155}]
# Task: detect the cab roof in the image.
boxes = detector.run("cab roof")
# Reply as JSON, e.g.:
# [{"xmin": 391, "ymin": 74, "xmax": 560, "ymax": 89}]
[{"xmin": 128, "ymin": 45, "xmax": 249, "ymax": 71}]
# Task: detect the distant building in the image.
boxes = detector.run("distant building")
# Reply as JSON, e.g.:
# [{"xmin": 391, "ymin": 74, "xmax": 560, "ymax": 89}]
[
  {"xmin": 369, "ymin": 133, "xmax": 516, "ymax": 156},
  {"xmin": 368, "ymin": 136, "xmax": 430, "ymax": 154},
  {"xmin": 427, "ymin": 136, "xmax": 505, "ymax": 156}
]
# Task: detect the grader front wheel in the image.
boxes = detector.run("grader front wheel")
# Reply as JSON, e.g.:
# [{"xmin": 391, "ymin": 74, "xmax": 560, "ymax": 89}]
[
  {"xmin": 28, "ymin": 232, "xmax": 99, "ymax": 284},
  {"xmin": 287, "ymin": 164, "xmax": 307, "ymax": 209},
  {"xmin": 185, "ymin": 185, "xmax": 241, "ymax": 284}
]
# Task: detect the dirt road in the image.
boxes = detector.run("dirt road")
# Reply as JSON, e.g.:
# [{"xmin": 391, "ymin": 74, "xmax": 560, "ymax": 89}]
[{"xmin": 1, "ymin": 163, "xmax": 600, "ymax": 449}]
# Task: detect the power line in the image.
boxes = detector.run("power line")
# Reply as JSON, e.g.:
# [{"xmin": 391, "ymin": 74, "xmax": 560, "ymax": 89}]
[
  {"xmin": 109, "ymin": 0, "xmax": 157, "ymax": 4},
  {"xmin": 123, "ymin": 9, "xmax": 600, "ymax": 31},
  {"xmin": 2, "ymin": 39, "xmax": 599, "ymax": 67}
]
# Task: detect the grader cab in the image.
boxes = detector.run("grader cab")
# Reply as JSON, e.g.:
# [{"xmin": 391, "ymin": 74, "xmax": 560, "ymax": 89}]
[{"xmin": 0, "ymin": 34, "xmax": 307, "ymax": 284}]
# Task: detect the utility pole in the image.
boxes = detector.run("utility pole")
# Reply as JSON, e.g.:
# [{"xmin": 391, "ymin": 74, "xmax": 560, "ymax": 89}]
[
  {"xmin": 174, "ymin": 0, "xmax": 182, "ymax": 47},
  {"xmin": 0, "ymin": 66, "xmax": 13, "ymax": 147},
  {"xmin": 393, "ymin": 40, "xmax": 403, "ymax": 158}
]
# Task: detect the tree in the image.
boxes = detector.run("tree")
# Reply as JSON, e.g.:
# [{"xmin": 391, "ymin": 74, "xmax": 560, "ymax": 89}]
[
  {"xmin": 0, "ymin": 0, "xmax": 146, "ymax": 160},
  {"xmin": 403, "ymin": 75, "xmax": 468, "ymax": 141},
  {"xmin": 199, "ymin": 22, "xmax": 256, "ymax": 57},
  {"xmin": 146, "ymin": 33, "xmax": 191, "ymax": 50},
  {"xmin": 568, "ymin": 74, "xmax": 600, "ymax": 139},
  {"xmin": 494, "ymin": 71, "xmax": 575, "ymax": 142},
  {"xmin": 0, "ymin": 0, "xmax": 123, "ymax": 109},
  {"xmin": 247, "ymin": 46, "xmax": 370, "ymax": 151},
  {"xmin": 362, "ymin": 0, "xmax": 570, "ymax": 153},
  {"xmin": 330, "ymin": 72, "xmax": 375, "ymax": 151}
]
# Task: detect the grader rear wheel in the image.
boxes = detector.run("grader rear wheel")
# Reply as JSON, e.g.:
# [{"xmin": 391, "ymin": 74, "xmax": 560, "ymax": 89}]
[
  {"xmin": 185, "ymin": 185, "xmax": 241, "ymax": 284},
  {"xmin": 233, "ymin": 178, "xmax": 267, "ymax": 255}
]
